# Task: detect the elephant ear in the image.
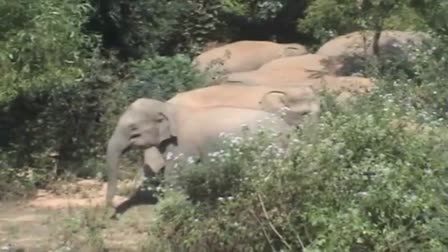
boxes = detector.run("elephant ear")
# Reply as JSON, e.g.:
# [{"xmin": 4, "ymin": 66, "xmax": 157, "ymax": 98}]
[
  {"xmin": 260, "ymin": 90, "xmax": 317, "ymax": 125},
  {"xmin": 260, "ymin": 91, "xmax": 288, "ymax": 112},
  {"xmin": 158, "ymin": 110, "xmax": 178, "ymax": 143}
]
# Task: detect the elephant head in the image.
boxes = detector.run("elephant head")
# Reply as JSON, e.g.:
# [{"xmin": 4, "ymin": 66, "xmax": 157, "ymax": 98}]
[
  {"xmin": 259, "ymin": 87, "xmax": 320, "ymax": 125},
  {"xmin": 105, "ymin": 98, "xmax": 177, "ymax": 206}
]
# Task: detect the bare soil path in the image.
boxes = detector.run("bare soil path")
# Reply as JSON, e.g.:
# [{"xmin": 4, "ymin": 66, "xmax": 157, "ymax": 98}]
[{"xmin": 0, "ymin": 180, "xmax": 156, "ymax": 252}]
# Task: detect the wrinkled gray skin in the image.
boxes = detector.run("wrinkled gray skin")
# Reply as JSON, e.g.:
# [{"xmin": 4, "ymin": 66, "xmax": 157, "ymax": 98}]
[{"xmin": 105, "ymin": 98, "xmax": 292, "ymax": 206}]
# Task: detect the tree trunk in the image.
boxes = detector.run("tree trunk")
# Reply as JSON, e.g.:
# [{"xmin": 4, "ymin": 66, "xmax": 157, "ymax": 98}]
[{"xmin": 372, "ymin": 28, "xmax": 382, "ymax": 57}]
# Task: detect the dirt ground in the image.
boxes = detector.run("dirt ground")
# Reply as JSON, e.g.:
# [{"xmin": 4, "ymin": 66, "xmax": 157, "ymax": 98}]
[{"xmin": 0, "ymin": 179, "xmax": 157, "ymax": 252}]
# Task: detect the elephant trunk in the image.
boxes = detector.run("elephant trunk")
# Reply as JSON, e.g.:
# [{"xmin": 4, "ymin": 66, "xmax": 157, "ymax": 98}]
[{"xmin": 105, "ymin": 129, "xmax": 130, "ymax": 206}]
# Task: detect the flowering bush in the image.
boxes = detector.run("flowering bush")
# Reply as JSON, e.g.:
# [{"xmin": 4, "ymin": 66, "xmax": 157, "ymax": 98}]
[{"xmin": 144, "ymin": 47, "xmax": 448, "ymax": 250}]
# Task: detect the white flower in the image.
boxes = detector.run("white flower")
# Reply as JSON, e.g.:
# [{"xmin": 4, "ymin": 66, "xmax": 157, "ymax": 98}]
[
  {"xmin": 208, "ymin": 151, "xmax": 219, "ymax": 157},
  {"xmin": 230, "ymin": 136, "xmax": 243, "ymax": 145},
  {"xmin": 424, "ymin": 169, "xmax": 433, "ymax": 175},
  {"xmin": 187, "ymin": 156, "xmax": 195, "ymax": 164},
  {"xmin": 166, "ymin": 151, "xmax": 173, "ymax": 160},
  {"xmin": 173, "ymin": 153, "xmax": 184, "ymax": 161},
  {"xmin": 356, "ymin": 192, "xmax": 369, "ymax": 197}
]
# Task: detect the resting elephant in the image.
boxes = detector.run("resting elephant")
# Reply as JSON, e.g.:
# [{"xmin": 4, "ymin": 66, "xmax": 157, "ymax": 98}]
[
  {"xmin": 105, "ymin": 98, "xmax": 292, "ymax": 206},
  {"xmin": 193, "ymin": 40, "xmax": 308, "ymax": 75},
  {"xmin": 225, "ymin": 66, "xmax": 374, "ymax": 93},
  {"xmin": 223, "ymin": 53, "xmax": 343, "ymax": 85},
  {"xmin": 316, "ymin": 30, "xmax": 429, "ymax": 58},
  {"xmin": 225, "ymin": 65, "xmax": 320, "ymax": 86},
  {"xmin": 257, "ymin": 54, "xmax": 342, "ymax": 75},
  {"xmin": 167, "ymin": 84, "xmax": 320, "ymax": 125}
]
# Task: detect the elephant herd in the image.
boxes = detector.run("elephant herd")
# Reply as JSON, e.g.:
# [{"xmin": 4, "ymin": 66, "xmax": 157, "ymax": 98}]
[{"xmin": 105, "ymin": 30, "xmax": 427, "ymax": 207}]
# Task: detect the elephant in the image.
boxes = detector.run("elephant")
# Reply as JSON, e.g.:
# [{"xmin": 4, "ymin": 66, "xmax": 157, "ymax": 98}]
[
  {"xmin": 225, "ymin": 67, "xmax": 323, "ymax": 87},
  {"xmin": 192, "ymin": 40, "xmax": 308, "ymax": 76},
  {"xmin": 223, "ymin": 58, "xmax": 374, "ymax": 94},
  {"xmin": 223, "ymin": 54, "xmax": 328, "ymax": 86},
  {"xmin": 257, "ymin": 54, "xmax": 342, "ymax": 75},
  {"xmin": 167, "ymin": 84, "xmax": 321, "ymax": 125},
  {"xmin": 105, "ymin": 98, "xmax": 293, "ymax": 206},
  {"xmin": 316, "ymin": 30, "xmax": 429, "ymax": 58},
  {"xmin": 129, "ymin": 84, "xmax": 320, "ymax": 199},
  {"xmin": 224, "ymin": 69, "xmax": 375, "ymax": 105}
]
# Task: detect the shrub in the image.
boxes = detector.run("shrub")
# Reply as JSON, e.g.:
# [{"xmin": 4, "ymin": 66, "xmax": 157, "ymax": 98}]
[
  {"xmin": 364, "ymin": 33, "xmax": 448, "ymax": 120},
  {"xmin": 142, "ymin": 32, "xmax": 448, "ymax": 252},
  {"xmin": 122, "ymin": 54, "xmax": 208, "ymax": 102},
  {"xmin": 146, "ymin": 86, "xmax": 448, "ymax": 251},
  {"xmin": 0, "ymin": 0, "xmax": 97, "ymax": 106},
  {"xmin": 88, "ymin": 0, "xmax": 226, "ymax": 58},
  {"xmin": 0, "ymin": 0, "xmax": 107, "ymax": 192},
  {"xmin": 298, "ymin": 0, "xmax": 428, "ymax": 44}
]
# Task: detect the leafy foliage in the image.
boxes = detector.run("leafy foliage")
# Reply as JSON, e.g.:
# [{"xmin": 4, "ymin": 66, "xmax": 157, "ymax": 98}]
[
  {"xmin": 88, "ymin": 0, "xmax": 226, "ymax": 58},
  {"xmin": 298, "ymin": 0, "xmax": 427, "ymax": 43},
  {"xmin": 0, "ymin": 0, "xmax": 97, "ymax": 105},
  {"xmin": 410, "ymin": 0, "xmax": 448, "ymax": 35},
  {"xmin": 148, "ymin": 84, "xmax": 448, "ymax": 251},
  {"xmin": 221, "ymin": 0, "xmax": 286, "ymax": 20},
  {"xmin": 2, "ymin": 0, "xmax": 448, "ymax": 250},
  {"xmin": 124, "ymin": 55, "xmax": 208, "ymax": 102}
]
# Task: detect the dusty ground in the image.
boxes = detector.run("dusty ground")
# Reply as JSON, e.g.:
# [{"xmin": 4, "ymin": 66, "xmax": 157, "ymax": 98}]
[{"xmin": 0, "ymin": 179, "xmax": 157, "ymax": 252}]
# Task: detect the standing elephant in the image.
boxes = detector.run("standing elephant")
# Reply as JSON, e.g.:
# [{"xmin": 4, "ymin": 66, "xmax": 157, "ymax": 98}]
[
  {"xmin": 193, "ymin": 40, "xmax": 308, "ymax": 75},
  {"xmin": 135, "ymin": 84, "xmax": 320, "ymax": 196},
  {"xmin": 105, "ymin": 98, "xmax": 292, "ymax": 206}
]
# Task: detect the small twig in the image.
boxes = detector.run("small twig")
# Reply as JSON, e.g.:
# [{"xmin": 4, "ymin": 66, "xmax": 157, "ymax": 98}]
[
  {"xmin": 257, "ymin": 193, "xmax": 292, "ymax": 251},
  {"xmin": 303, "ymin": 225, "xmax": 313, "ymax": 245},
  {"xmin": 387, "ymin": 232, "xmax": 427, "ymax": 251},
  {"xmin": 286, "ymin": 212, "xmax": 305, "ymax": 250},
  {"xmin": 249, "ymin": 209, "xmax": 276, "ymax": 251}
]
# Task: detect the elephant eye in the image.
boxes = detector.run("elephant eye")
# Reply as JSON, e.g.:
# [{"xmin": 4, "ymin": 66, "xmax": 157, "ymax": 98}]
[{"xmin": 155, "ymin": 112, "xmax": 166, "ymax": 122}]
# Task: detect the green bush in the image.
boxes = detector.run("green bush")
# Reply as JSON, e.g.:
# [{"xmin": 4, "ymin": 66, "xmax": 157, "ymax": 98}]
[
  {"xmin": 410, "ymin": 0, "xmax": 448, "ymax": 35},
  {"xmin": 140, "ymin": 24, "xmax": 448, "ymax": 252},
  {"xmin": 123, "ymin": 54, "xmax": 208, "ymax": 102},
  {"xmin": 363, "ymin": 34, "xmax": 448, "ymax": 120},
  {"xmin": 0, "ymin": 0, "xmax": 97, "ymax": 105},
  {"xmin": 146, "ymin": 83, "xmax": 448, "ymax": 251},
  {"xmin": 0, "ymin": 0, "xmax": 108, "ymax": 192},
  {"xmin": 88, "ymin": 0, "xmax": 226, "ymax": 58},
  {"xmin": 298, "ymin": 0, "xmax": 428, "ymax": 44}
]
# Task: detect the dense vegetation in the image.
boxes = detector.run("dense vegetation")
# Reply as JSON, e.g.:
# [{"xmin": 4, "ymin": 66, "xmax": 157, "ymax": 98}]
[{"xmin": 1, "ymin": 0, "xmax": 448, "ymax": 250}]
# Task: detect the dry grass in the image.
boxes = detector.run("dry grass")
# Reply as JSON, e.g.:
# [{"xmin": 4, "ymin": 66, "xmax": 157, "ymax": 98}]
[{"xmin": 0, "ymin": 179, "xmax": 157, "ymax": 252}]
